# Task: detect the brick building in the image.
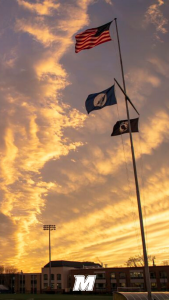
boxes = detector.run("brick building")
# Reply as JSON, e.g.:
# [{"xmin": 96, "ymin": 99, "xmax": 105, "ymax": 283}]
[
  {"xmin": 70, "ymin": 266, "xmax": 169, "ymax": 293},
  {"xmin": 41, "ymin": 260, "xmax": 101, "ymax": 293},
  {"xmin": 0, "ymin": 273, "xmax": 41, "ymax": 293},
  {"xmin": 0, "ymin": 262, "xmax": 168, "ymax": 293}
]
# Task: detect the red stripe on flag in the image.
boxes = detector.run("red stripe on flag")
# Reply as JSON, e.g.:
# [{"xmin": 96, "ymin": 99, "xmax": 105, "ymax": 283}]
[
  {"xmin": 75, "ymin": 22, "xmax": 112, "ymax": 53},
  {"xmin": 76, "ymin": 31, "xmax": 110, "ymax": 47},
  {"xmin": 75, "ymin": 31, "xmax": 111, "ymax": 53},
  {"xmin": 75, "ymin": 36, "xmax": 111, "ymax": 52},
  {"xmin": 75, "ymin": 29, "xmax": 97, "ymax": 39},
  {"xmin": 75, "ymin": 38, "xmax": 111, "ymax": 53}
]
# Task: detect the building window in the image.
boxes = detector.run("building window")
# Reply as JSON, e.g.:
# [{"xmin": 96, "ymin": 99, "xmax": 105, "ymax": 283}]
[
  {"xmin": 151, "ymin": 282, "xmax": 157, "ymax": 290},
  {"xmin": 20, "ymin": 287, "xmax": 25, "ymax": 293},
  {"xmin": 150, "ymin": 272, "xmax": 156, "ymax": 279},
  {"xmin": 68, "ymin": 275, "xmax": 71, "ymax": 287},
  {"xmin": 31, "ymin": 280, "xmax": 37, "ymax": 285},
  {"xmin": 111, "ymin": 272, "xmax": 116, "ymax": 279},
  {"xmin": 131, "ymin": 283, "xmax": 144, "ymax": 289},
  {"xmin": 44, "ymin": 274, "xmax": 48, "ymax": 280},
  {"xmin": 161, "ymin": 282, "xmax": 167, "ymax": 290},
  {"xmin": 57, "ymin": 283, "xmax": 62, "ymax": 289},
  {"xmin": 96, "ymin": 273, "xmax": 105, "ymax": 279},
  {"xmin": 160, "ymin": 271, "xmax": 167, "ymax": 278},
  {"xmin": 119, "ymin": 272, "xmax": 126, "ymax": 279},
  {"xmin": 51, "ymin": 274, "xmax": 54, "ymax": 280},
  {"xmin": 20, "ymin": 280, "xmax": 25, "ymax": 285},
  {"xmin": 44, "ymin": 283, "xmax": 48, "ymax": 288},
  {"xmin": 96, "ymin": 283, "xmax": 105, "ymax": 289},
  {"xmin": 111, "ymin": 283, "xmax": 117, "ymax": 290},
  {"xmin": 120, "ymin": 282, "xmax": 126, "ymax": 287},
  {"xmin": 31, "ymin": 287, "xmax": 37, "ymax": 293},
  {"xmin": 57, "ymin": 274, "xmax": 61, "ymax": 280},
  {"xmin": 31, "ymin": 275, "xmax": 37, "ymax": 280},
  {"xmin": 130, "ymin": 271, "xmax": 143, "ymax": 278},
  {"xmin": 0, "ymin": 279, "xmax": 4, "ymax": 285}
]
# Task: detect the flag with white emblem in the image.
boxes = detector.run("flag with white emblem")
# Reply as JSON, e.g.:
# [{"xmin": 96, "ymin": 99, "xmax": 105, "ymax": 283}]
[
  {"xmin": 85, "ymin": 85, "xmax": 117, "ymax": 114},
  {"xmin": 111, "ymin": 118, "xmax": 139, "ymax": 136}
]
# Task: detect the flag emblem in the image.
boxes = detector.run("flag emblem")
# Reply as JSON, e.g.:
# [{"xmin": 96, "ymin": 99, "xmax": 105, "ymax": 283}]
[
  {"xmin": 94, "ymin": 93, "xmax": 107, "ymax": 107},
  {"xmin": 85, "ymin": 85, "xmax": 117, "ymax": 114},
  {"xmin": 111, "ymin": 118, "xmax": 139, "ymax": 136},
  {"xmin": 75, "ymin": 21, "xmax": 112, "ymax": 53},
  {"xmin": 119, "ymin": 121, "xmax": 128, "ymax": 133}
]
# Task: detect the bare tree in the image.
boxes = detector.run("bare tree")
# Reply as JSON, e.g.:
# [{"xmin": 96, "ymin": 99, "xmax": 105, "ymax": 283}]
[
  {"xmin": 5, "ymin": 266, "xmax": 18, "ymax": 274},
  {"xmin": 163, "ymin": 260, "xmax": 169, "ymax": 266},
  {"xmin": 0, "ymin": 265, "xmax": 4, "ymax": 273},
  {"xmin": 126, "ymin": 255, "xmax": 156, "ymax": 267}
]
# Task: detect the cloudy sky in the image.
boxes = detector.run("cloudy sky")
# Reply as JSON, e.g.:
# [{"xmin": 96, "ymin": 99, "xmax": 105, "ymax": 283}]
[{"xmin": 0, "ymin": 0, "xmax": 169, "ymax": 273}]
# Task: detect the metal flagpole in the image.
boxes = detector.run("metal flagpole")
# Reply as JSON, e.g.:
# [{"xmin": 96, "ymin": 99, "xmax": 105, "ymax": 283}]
[
  {"xmin": 114, "ymin": 18, "xmax": 152, "ymax": 300},
  {"xmin": 114, "ymin": 78, "xmax": 140, "ymax": 116}
]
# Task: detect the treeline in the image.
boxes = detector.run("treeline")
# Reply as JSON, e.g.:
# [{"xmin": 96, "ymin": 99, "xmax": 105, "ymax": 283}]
[{"xmin": 0, "ymin": 265, "xmax": 18, "ymax": 274}]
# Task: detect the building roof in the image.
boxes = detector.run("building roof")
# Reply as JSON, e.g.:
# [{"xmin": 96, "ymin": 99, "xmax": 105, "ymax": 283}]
[
  {"xmin": 44, "ymin": 260, "xmax": 102, "ymax": 268},
  {"xmin": 0, "ymin": 284, "xmax": 9, "ymax": 291}
]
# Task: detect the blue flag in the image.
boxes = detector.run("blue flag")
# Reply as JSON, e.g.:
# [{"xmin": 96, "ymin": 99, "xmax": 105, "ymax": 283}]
[{"xmin": 85, "ymin": 85, "xmax": 117, "ymax": 114}]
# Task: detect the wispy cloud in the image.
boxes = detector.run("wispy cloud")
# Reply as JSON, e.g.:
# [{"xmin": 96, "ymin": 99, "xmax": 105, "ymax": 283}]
[
  {"xmin": 0, "ymin": 0, "xmax": 91, "ymax": 268},
  {"xmin": 104, "ymin": 0, "xmax": 113, "ymax": 6},
  {"xmin": 148, "ymin": 56, "xmax": 169, "ymax": 78},
  {"xmin": 0, "ymin": 0, "xmax": 169, "ymax": 272},
  {"xmin": 144, "ymin": 0, "xmax": 168, "ymax": 40},
  {"xmin": 17, "ymin": 0, "xmax": 60, "ymax": 16}
]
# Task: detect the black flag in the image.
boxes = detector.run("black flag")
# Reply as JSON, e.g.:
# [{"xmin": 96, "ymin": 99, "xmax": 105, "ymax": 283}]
[{"xmin": 111, "ymin": 118, "xmax": 139, "ymax": 136}]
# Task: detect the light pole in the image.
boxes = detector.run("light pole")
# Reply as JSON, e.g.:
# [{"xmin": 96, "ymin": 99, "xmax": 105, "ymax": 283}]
[
  {"xmin": 43, "ymin": 225, "xmax": 56, "ymax": 290},
  {"xmin": 21, "ymin": 270, "xmax": 23, "ymax": 294}
]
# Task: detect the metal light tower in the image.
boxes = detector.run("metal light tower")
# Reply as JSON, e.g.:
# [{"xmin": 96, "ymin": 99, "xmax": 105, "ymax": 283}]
[{"xmin": 43, "ymin": 225, "xmax": 56, "ymax": 289}]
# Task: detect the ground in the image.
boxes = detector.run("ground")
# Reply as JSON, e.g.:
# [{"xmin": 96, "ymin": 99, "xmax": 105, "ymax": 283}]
[{"xmin": 0, "ymin": 294, "xmax": 112, "ymax": 300}]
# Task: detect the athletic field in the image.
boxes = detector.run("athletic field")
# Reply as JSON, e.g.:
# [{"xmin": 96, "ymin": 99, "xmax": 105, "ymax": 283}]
[{"xmin": 0, "ymin": 294, "xmax": 112, "ymax": 300}]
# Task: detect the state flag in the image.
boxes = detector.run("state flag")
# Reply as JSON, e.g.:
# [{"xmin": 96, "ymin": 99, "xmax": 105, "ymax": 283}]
[
  {"xmin": 75, "ymin": 21, "xmax": 112, "ymax": 53},
  {"xmin": 85, "ymin": 85, "xmax": 117, "ymax": 114},
  {"xmin": 111, "ymin": 118, "xmax": 139, "ymax": 136}
]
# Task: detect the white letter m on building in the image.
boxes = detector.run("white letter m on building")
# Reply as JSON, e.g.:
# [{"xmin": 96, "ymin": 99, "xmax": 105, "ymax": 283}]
[{"xmin": 73, "ymin": 275, "xmax": 96, "ymax": 291}]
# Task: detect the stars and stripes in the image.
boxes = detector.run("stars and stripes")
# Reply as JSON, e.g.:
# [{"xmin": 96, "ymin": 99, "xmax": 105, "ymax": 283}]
[{"xmin": 75, "ymin": 21, "xmax": 112, "ymax": 53}]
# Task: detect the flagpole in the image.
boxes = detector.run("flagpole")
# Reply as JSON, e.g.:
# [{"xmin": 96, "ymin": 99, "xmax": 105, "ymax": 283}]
[
  {"xmin": 114, "ymin": 18, "xmax": 152, "ymax": 300},
  {"xmin": 114, "ymin": 78, "xmax": 140, "ymax": 116}
]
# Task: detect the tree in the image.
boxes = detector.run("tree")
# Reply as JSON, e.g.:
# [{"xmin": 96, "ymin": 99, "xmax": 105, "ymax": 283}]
[
  {"xmin": 5, "ymin": 266, "xmax": 18, "ymax": 274},
  {"xmin": 0, "ymin": 265, "xmax": 4, "ymax": 273},
  {"xmin": 126, "ymin": 255, "xmax": 156, "ymax": 267},
  {"xmin": 163, "ymin": 260, "xmax": 169, "ymax": 266}
]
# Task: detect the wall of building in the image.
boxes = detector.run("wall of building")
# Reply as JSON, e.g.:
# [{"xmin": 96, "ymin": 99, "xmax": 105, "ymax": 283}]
[
  {"xmin": 70, "ymin": 266, "xmax": 169, "ymax": 293},
  {"xmin": 41, "ymin": 266, "xmax": 78, "ymax": 292},
  {"xmin": 0, "ymin": 273, "xmax": 41, "ymax": 294},
  {"xmin": 0, "ymin": 265, "xmax": 169, "ymax": 294}
]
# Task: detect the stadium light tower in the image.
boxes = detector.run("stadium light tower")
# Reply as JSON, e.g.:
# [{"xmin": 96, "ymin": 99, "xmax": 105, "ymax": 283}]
[{"xmin": 43, "ymin": 225, "xmax": 56, "ymax": 289}]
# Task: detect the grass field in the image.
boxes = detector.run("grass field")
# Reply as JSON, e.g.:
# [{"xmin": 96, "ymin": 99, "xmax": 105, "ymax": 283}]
[{"xmin": 0, "ymin": 294, "xmax": 112, "ymax": 300}]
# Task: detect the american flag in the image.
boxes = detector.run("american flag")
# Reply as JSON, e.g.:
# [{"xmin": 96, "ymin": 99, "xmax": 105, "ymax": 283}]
[{"xmin": 75, "ymin": 21, "xmax": 112, "ymax": 53}]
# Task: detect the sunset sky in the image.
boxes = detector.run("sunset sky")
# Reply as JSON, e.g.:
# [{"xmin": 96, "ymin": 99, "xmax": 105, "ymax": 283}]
[{"xmin": 0, "ymin": 0, "xmax": 169, "ymax": 273}]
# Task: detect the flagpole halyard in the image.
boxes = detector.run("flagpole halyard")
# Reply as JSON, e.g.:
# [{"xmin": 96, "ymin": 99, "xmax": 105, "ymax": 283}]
[
  {"xmin": 114, "ymin": 78, "xmax": 140, "ymax": 115},
  {"xmin": 114, "ymin": 18, "xmax": 152, "ymax": 300}
]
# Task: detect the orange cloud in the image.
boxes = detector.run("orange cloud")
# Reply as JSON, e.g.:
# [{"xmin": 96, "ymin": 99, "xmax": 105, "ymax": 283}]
[
  {"xmin": 0, "ymin": 0, "xmax": 93, "ymax": 268},
  {"xmin": 17, "ymin": 0, "xmax": 60, "ymax": 16},
  {"xmin": 0, "ymin": 0, "xmax": 169, "ymax": 273},
  {"xmin": 144, "ymin": 0, "xmax": 168, "ymax": 38}
]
